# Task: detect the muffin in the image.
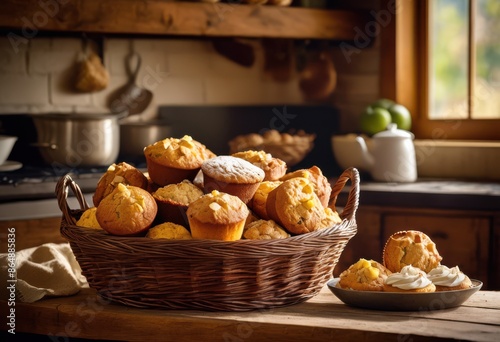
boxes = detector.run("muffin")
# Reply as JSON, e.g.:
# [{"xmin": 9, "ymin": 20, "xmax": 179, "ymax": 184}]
[
  {"xmin": 96, "ymin": 183, "xmax": 158, "ymax": 236},
  {"xmin": 153, "ymin": 180, "xmax": 204, "ymax": 226},
  {"xmin": 280, "ymin": 165, "xmax": 331, "ymax": 208},
  {"xmin": 427, "ymin": 265, "xmax": 472, "ymax": 291},
  {"xmin": 243, "ymin": 219, "xmax": 290, "ymax": 240},
  {"xmin": 92, "ymin": 162, "xmax": 148, "ymax": 207},
  {"xmin": 76, "ymin": 207, "xmax": 102, "ymax": 229},
  {"xmin": 266, "ymin": 177, "xmax": 325, "ymax": 235},
  {"xmin": 231, "ymin": 150, "xmax": 287, "ymax": 181},
  {"xmin": 187, "ymin": 190, "xmax": 249, "ymax": 241},
  {"xmin": 383, "ymin": 230, "xmax": 443, "ymax": 273},
  {"xmin": 384, "ymin": 265, "xmax": 436, "ymax": 293},
  {"xmin": 318, "ymin": 207, "xmax": 342, "ymax": 229},
  {"xmin": 144, "ymin": 135, "xmax": 216, "ymax": 186},
  {"xmin": 146, "ymin": 222, "xmax": 192, "ymax": 240},
  {"xmin": 201, "ymin": 155, "xmax": 265, "ymax": 204},
  {"xmin": 248, "ymin": 180, "xmax": 282, "ymax": 220},
  {"xmin": 338, "ymin": 258, "xmax": 392, "ymax": 292}
]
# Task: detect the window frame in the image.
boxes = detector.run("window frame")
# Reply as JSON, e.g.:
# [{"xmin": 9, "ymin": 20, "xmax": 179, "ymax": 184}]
[{"xmin": 379, "ymin": 0, "xmax": 500, "ymax": 140}]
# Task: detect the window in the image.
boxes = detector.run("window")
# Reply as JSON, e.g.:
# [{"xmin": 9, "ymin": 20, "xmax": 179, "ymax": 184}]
[
  {"xmin": 379, "ymin": 0, "xmax": 500, "ymax": 140},
  {"xmin": 429, "ymin": 0, "xmax": 500, "ymax": 120}
]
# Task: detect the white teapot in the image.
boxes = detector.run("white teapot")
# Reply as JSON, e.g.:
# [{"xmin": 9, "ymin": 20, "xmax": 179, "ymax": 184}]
[{"xmin": 355, "ymin": 124, "xmax": 417, "ymax": 182}]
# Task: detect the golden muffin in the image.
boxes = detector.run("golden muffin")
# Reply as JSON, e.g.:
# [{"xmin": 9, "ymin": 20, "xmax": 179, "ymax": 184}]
[
  {"xmin": 248, "ymin": 180, "xmax": 282, "ymax": 220},
  {"xmin": 146, "ymin": 222, "xmax": 192, "ymax": 240},
  {"xmin": 243, "ymin": 219, "xmax": 290, "ymax": 240},
  {"xmin": 92, "ymin": 162, "xmax": 148, "ymax": 207},
  {"xmin": 232, "ymin": 150, "xmax": 287, "ymax": 181},
  {"xmin": 318, "ymin": 207, "xmax": 342, "ymax": 229},
  {"xmin": 96, "ymin": 183, "xmax": 158, "ymax": 236},
  {"xmin": 144, "ymin": 135, "xmax": 216, "ymax": 186},
  {"xmin": 280, "ymin": 165, "xmax": 331, "ymax": 208},
  {"xmin": 427, "ymin": 265, "xmax": 472, "ymax": 291},
  {"xmin": 201, "ymin": 155, "xmax": 265, "ymax": 204},
  {"xmin": 266, "ymin": 177, "xmax": 325, "ymax": 235},
  {"xmin": 383, "ymin": 265, "xmax": 436, "ymax": 293},
  {"xmin": 76, "ymin": 207, "xmax": 102, "ymax": 229},
  {"xmin": 338, "ymin": 258, "xmax": 392, "ymax": 292},
  {"xmin": 383, "ymin": 230, "xmax": 443, "ymax": 273},
  {"xmin": 153, "ymin": 180, "xmax": 204, "ymax": 226},
  {"xmin": 187, "ymin": 190, "xmax": 249, "ymax": 241}
]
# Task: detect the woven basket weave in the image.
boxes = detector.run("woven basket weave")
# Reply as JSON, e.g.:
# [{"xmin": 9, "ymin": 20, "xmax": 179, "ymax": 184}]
[{"xmin": 56, "ymin": 167, "xmax": 359, "ymax": 311}]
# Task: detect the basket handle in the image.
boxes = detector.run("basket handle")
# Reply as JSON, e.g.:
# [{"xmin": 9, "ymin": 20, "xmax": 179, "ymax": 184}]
[
  {"xmin": 55, "ymin": 174, "xmax": 90, "ymax": 225},
  {"xmin": 329, "ymin": 167, "xmax": 360, "ymax": 221}
]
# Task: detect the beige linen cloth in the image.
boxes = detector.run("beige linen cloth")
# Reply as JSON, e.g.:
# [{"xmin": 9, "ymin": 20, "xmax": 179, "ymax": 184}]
[{"xmin": 0, "ymin": 243, "xmax": 88, "ymax": 303}]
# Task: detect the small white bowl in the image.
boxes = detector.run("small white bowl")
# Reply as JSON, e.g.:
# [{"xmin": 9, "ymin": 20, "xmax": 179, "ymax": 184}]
[{"xmin": 0, "ymin": 135, "xmax": 18, "ymax": 165}]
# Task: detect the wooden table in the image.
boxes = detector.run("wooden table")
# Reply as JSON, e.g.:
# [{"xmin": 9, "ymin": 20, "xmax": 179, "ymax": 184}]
[{"xmin": 1, "ymin": 286, "xmax": 499, "ymax": 341}]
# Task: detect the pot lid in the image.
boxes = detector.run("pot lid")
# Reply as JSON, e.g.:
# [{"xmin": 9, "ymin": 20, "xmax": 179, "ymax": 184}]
[{"xmin": 373, "ymin": 123, "xmax": 414, "ymax": 139}]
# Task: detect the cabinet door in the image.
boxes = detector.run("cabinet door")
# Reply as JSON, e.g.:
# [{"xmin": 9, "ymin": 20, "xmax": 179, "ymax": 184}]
[
  {"xmin": 333, "ymin": 206, "xmax": 382, "ymax": 277},
  {"xmin": 382, "ymin": 213, "xmax": 491, "ymax": 289}
]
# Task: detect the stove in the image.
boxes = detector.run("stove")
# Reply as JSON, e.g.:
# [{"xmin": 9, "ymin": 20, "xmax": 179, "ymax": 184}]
[{"xmin": 0, "ymin": 165, "xmax": 108, "ymax": 202}]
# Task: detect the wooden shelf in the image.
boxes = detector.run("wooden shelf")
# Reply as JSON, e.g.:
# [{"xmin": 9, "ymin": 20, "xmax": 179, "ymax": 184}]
[{"xmin": 0, "ymin": 0, "xmax": 369, "ymax": 40}]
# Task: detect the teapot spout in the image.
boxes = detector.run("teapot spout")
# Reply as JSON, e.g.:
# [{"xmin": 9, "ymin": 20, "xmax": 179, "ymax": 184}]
[{"xmin": 355, "ymin": 135, "xmax": 375, "ymax": 171}]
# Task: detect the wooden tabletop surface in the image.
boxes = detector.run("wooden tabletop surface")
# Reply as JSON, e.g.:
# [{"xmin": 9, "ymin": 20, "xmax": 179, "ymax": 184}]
[{"xmin": 2, "ymin": 285, "xmax": 499, "ymax": 341}]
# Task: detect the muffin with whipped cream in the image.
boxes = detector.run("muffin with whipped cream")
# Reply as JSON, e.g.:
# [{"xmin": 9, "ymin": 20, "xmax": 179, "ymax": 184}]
[
  {"xmin": 383, "ymin": 265, "xmax": 436, "ymax": 293},
  {"xmin": 427, "ymin": 265, "xmax": 472, "ymax": 291},
  {"xmin": 338, "ymin": 258, "xmax": 392, "ymax": 292}
]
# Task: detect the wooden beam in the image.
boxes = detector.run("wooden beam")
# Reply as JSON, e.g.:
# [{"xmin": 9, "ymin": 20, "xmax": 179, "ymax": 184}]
[{"xmin": 0, "ymin": 0, "xmax": 370, "ymax": 40}]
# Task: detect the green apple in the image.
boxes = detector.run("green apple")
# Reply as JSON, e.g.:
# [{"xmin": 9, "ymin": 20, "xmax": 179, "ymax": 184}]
[
  {"xmin": 388, "ymin": 103, "xmax": 412, "ymax": 131},
  {"xmin": 371, "ymin": 98, "xmax": 396, "ymax": 110},
  {"xmin": 360, "ymin": 106, "xmax": 392, "ymax": 136}
]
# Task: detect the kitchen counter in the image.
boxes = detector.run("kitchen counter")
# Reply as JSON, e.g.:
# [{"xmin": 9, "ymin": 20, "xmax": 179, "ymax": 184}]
[
  {"xmin": 2, "ymin": 286, "xmax": 499, "ymax": 341},
  {"xmin": 334, "ymin": 177, "xmax": 500, "ymax": 212}
]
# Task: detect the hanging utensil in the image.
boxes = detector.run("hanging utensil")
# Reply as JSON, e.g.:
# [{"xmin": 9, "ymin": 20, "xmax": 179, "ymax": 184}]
[
  {"xmin": 107, "ymin": 51, "xmax": 153, "ymax": 116},
  {"xmin": 75, "ymin": 36, "xmax": 109, "ymax": 93}
]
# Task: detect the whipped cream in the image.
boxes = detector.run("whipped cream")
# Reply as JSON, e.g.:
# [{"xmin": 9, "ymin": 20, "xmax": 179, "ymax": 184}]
[
  {"xmin": 385, "ymin": 265, "xmax": 432, "ymax": 290},
  {"xmin": 427, "ymin": 265, "xmax": 466, "ymax": 287}
]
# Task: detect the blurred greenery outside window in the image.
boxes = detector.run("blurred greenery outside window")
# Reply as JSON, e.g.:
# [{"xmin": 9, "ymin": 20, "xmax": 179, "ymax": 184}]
[{"xmin": 429, "ymin": 0, "xmax": 500, "ymax": 120}]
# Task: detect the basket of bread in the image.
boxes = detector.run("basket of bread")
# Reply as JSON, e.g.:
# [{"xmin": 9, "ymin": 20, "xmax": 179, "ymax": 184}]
[
  {"xmin": 228, "ymin": 129, "xmax": 316, "ymax": 166},
  {"xmin": 56, "ymin": 135, "xmax": 359, "ymax": 311}
]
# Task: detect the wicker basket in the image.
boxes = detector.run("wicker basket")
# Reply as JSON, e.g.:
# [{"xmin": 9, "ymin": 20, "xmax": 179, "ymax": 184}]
[{"xmin": 56, "ymin": 167, "xmax": 359, "ymax": 311}]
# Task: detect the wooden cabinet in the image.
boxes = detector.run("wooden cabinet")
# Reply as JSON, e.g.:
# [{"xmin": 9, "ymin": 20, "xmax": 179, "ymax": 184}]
[
  {"xmin": 334, "ymin": 205, "xmax": 499, "ymax": 290},
  {"xmin": 0, "ymin": 0, "xmax": 369, "ymax": 40}
]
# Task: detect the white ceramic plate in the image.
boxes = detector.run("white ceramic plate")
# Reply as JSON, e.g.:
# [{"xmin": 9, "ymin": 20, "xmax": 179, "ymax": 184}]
[
  {"xmin": 0, "ymin": 161, "xmax": 22, "ymax": 172},
  {"xmin": 327, "ymin": 278, "xmax": 482, "ymax": 311}
]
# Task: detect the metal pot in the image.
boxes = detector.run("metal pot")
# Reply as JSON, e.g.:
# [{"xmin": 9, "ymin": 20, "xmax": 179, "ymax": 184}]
[
  {"xmin": 119, "ymin": 121, "xmax": 172, "ymax": 159},
  {"xmin": 32, "ymin": 113, "xmax": 120, "ymax": 167}
]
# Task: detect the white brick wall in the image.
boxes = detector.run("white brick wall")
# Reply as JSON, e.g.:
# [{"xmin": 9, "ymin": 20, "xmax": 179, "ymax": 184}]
[
  {"xmin": 0, "ymin": 35, "xmax": 380, "ymax": 132},
  {"xmin": 0, "ymin": 37, "xmax": 312, "ymax": 115}
]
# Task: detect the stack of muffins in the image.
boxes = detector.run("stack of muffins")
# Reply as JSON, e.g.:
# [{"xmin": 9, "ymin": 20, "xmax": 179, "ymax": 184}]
[
  {"xmin": 337, "ymin": 230, "xmax": 473, "ymax": 292},
  {"xmin": 76, "ymin": 134, "xmax": 343, "ymax": 241}
]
